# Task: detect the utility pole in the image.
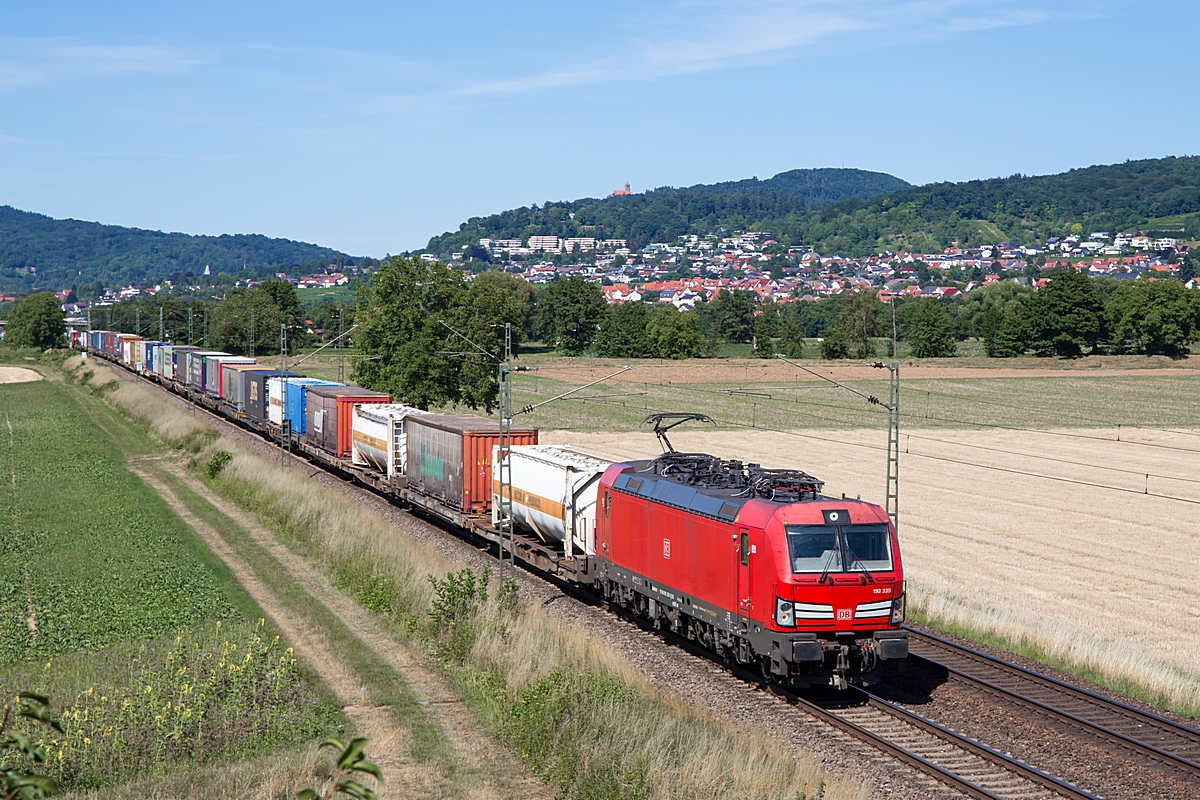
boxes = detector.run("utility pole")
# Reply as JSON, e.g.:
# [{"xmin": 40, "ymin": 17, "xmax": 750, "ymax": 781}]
[
  {"xmin": 439, "ymin": 320, "xmax": 628, "ymax": 582},
  {"xmin": 890, "ymin": 299, "xmax": 898, "ymax": 359},
  {"xmin": 337, "ymin": 308, "xmax": 345, "ymax": 383},
  {"xmin": 776, "ymin": 355, "xmax": 900, "ymax": 528},
  {"xmin": 136, "ymin": 308, "xmax": 141, "ymax": 337},
  {"xmin": 280, "ymin": 324, "xmax": 289, "ymax": 467},
  {"xmin": 250, "ymin": 307, "xmax": 255, "ymax": 357},
  {"xmin": 203, "ymin": 308, "xmax": 209, "ymax": 347},
  {"xmin": 189, "ymin": 307, "xmax": 194, "ymax": 346},
  {"xmin": 159, "ymin": 306, "xmax": 165, "ymax": 342},
  {"xmin": 884, "ymin": 361, "xmax": 899, "ymax": 525},
  {"xmin": 497, "ymin": 323, "xmax": 514, "ymax": 583}
]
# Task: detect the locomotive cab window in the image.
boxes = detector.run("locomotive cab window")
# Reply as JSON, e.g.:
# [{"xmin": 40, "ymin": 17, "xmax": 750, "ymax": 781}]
[{"xmin": 786, "ymin": 524, "xmax": 891, "ymax": 574}]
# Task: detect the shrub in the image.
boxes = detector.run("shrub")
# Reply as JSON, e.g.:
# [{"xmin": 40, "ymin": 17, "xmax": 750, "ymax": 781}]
[{"xmin": 204, "ymin": 450, "xmax": 234, "ymax": 480}]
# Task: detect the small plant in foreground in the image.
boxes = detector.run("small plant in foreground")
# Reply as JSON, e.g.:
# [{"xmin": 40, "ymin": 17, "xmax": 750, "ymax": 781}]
[
  {"xmin": 427, "ymin": 565, "xmax": 491, "ymax": 662},
  {"xmin": 1, "ymin": 691, "xmax": 61, "ymax": 799},
  {"xmin": 205, "ymin": 450, "xmax": 233, "ymax": 480},
  {"xmin": 297, "ymin": 737, "xmax": 383, "ymax": 800}
]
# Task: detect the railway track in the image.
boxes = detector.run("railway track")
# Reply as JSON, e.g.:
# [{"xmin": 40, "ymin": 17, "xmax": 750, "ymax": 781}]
[
  {"xmin": 628, "ymin": 614, "xmax": 1101, "ymax": 800},
  {"xmin": 792, "ymin": 688, "xmax": 1099, "ymax": 800},
  {"xmin": 91, "ymin": 351, "xmax": 1190, "ymax": 798},
  {"xmin": 905, "ymin": 628, "xmax": 1200, "ymax": 782}
]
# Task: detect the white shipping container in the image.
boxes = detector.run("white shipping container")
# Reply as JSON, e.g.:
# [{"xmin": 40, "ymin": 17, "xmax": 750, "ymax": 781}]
[
  {"xmin": 351, "ymin": 403, "xmax": 430, "ymax": 478},
  {"xmin": 491, "ymin": 445, "xmax": 612, "ymax": 557}
]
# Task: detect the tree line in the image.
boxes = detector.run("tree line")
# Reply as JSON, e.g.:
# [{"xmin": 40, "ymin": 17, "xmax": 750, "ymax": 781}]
[{"xmin": 6, "ymin": 257, "xmax": 1198, "ymax": 413}]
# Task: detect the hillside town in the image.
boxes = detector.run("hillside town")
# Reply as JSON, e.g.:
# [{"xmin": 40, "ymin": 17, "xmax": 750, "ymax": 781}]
[
  {"xmin": 11, "ymin": 227, "xmax": 1192, "ymax": 326},
  {"xmin": 452, "ymin": 229, "xmax": 1193, "ymax": 309}
]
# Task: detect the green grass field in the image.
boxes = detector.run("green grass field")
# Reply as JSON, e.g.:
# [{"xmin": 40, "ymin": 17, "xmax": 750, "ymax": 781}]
[
  {"xmin": 0, "ymin": 378, "xmax": 242, "ymax": 662},
  {"xmin": 0, "ymin": 359, "xmax": 337, "ymax": 789}
]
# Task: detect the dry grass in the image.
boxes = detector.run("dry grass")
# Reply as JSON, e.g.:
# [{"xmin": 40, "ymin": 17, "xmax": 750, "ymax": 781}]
[
  {"xmin": 549, "ymin": 426, "xmax": 1200, "ymax": 715},
  {"xmin": 62, "ymin": 743, "xmax": 330, "ymax": 800},
  {"xmin": 89, "ymin": 365, "xmax": 867, "ymax": 799},
  {"xmin": 67, "ymin": 361, "xmax": 214, "ymax": 450}
]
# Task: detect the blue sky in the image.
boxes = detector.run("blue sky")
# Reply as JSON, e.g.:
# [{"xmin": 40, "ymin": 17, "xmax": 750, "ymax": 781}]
[{"xmin": 1, "ymin": 1, "xmax": 1196, "ymax": 256}]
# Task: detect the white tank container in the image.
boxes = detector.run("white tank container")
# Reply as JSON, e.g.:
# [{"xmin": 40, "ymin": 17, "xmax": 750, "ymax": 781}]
[
  {"xmin": 491, "ymin": 445, "xmax": 612, "ymax": 557},
  {"xmin": 351, "ymin": 403, "xmax": 430, "ymax": 478}
]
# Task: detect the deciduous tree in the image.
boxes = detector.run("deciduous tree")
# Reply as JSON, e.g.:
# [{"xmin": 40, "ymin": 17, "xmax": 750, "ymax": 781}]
[
  {"xmin": 3, "ymin": 292, "xmax": 64, "ymax": 348},
  {"xmin": 831, "ymin": 291, "xmax": 884, "ymax": 358},
  {"xmin": 646, "ymin": 306, "xmax": 702, "ymax": 359},
  {"xmin": 706, "ymin": 290, "xmax": 756, "ymax": 343},
  {"xmin": 209, "ymin": 288, "xmax": 287, "ymax": 356},
  {"xmin": 1106, "ymin": 278, "xmax": 1200, "ymax": 356},
  {"xmin": 904, "ymin": 299, "xmax": 957, "ymax": 358},
  {"xmin": 533, "ymin": 276, "xmax": 606, "ymax": 355},
  {"xmin": 595, "ymin": 302, "xmax": 652, "ymax": 358},
  {"xmin": 1022, "ymin": 269, "xmax": 1104, "ymax": 356},
  {"xmin": 352, "ymin": 256, "xmax": 522, "ymax": 411}
]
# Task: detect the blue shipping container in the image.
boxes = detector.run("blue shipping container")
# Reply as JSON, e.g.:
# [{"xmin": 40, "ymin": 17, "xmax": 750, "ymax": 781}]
[{"xmin": 278, "ymin": 378, "xmax": 340, "ymax": 434}]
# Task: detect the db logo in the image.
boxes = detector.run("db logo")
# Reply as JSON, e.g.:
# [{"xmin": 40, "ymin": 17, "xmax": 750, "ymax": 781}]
[{"xmin": 836, "ymin": 608, "xmax": 853, "ymax": 621}]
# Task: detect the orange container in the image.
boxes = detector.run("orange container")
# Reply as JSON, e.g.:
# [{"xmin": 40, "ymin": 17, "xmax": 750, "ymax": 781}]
[
  {"xmin": 405, "ymin": 414, "xmax": 538, "ymax": 512},
  {"xmin": 305, "ymin": 385, "xmax": 392, "ymax": 457}
]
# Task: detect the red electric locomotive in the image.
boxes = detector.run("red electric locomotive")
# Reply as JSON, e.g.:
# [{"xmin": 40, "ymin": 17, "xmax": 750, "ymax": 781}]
[{"xmin": 591, "ymin": 415, "xmax": 907, "ymax": 688}]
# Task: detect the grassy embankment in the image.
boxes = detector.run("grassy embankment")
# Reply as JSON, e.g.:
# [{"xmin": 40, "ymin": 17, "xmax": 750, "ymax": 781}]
[
  {"xmin": 82, "ymin": 355, "xmax": 867, "ymax": 800},
  {"xmin": 0, "ymin": 351, "xmax": 340, "ymax": 793}
]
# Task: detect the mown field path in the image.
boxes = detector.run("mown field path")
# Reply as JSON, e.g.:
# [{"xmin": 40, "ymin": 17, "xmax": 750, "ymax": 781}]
[{"xmin": 127, "ymin": 455, "xmax": 549, "ymax": 800}]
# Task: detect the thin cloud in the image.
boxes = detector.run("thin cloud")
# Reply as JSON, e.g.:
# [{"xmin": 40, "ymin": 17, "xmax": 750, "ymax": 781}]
[
  {"xmin": 0, "ymin": 37, "xmax": 208, "ymax": 88},
  {"xmin": 455, "ymin": 0, "xmax": 1077, "ymax": 97}
]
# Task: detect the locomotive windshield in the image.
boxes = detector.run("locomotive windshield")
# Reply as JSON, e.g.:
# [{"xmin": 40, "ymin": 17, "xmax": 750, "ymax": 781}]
[{"xmin": 786, "ymin": 524, "xmax": 892, "ymax": 574}]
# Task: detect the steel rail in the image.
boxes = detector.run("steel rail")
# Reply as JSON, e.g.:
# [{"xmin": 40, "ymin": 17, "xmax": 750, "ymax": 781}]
[
  {"xmin": 906, "ymin": 628, "xmax": 1200, "ymax": 777},
  {"xmin": 81, "ymin": 348, "xmax": 1145, "ymax": 799}
]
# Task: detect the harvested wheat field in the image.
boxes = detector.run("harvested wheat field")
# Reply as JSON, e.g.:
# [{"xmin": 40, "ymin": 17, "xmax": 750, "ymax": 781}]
[{"xmin": 544, "ymin": 425, "xmax": 1200, "ymax": 712}]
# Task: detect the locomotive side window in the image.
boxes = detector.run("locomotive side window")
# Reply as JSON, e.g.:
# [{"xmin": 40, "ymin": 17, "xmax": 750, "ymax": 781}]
[
  {"xmin": 739, "ymin": 532, "xmax": 749, "ymax": 566},
  {"xmin": 786, "ymin": 524, "xmax": 892, "ymax": 574}
]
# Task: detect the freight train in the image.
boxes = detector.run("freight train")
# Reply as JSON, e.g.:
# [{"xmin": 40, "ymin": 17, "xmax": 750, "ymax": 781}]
[{"xmin": 78, "ymin": 331, "xmax": 908, "ymax": 688}]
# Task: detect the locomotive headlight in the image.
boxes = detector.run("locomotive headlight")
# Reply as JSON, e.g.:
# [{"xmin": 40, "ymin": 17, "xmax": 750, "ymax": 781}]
[
  {"xmin": 776, "ymin": 597, "xmax": 795, "ymax": 627},
  {"xmin": 889, "ymin": 583, "xmax": 906, "ymax": 625}
]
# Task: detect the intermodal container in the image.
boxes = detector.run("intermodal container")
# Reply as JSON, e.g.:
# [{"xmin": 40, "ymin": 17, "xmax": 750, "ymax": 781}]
[
  {"xmin": 266, "ymin": 378, "xmax": 340, "ymax": 432},
  {"xmin": 304, "ymin": 385, "xmax": 392, "ymax": 458},
  {"xmin": 242, "ymin": 370, "xmax": 298, "ymax": 421},
  {"xmin": 186, "ymin": 351, "xmax": 225, "ymax": 391},
  {"xmin": 405, "ymin": 414, "xmax": 538, "ymax": 513},
  {"xmin": 221, "ymin": 362, "xmax": 261, "ymax": 409},
  {"xmin": 351, "ymin": 404, "xmax": 431, "ymax": 478},
  {"xmin": 490, "ymin": 444, "xmax": 611, "ymax": 554},
  {"xmin": 204, "ymin": 356, "xmax": 255, "ymax": 397},
  {"xmin": 163, "ymin": 346, "xmax": 198, "ymax": 381},
  {"xmin": 119, "ymin": 335, "xmax": 142, "ymax": 366}
]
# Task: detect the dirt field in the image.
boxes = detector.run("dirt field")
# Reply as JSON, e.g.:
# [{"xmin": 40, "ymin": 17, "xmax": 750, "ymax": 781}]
[
  {"xmin": 0, "ymin": 366, "xmax": 42, "ymax": 383},
  {"xmin": 544, "ymin": 425, "xmax": 1200, "ymax": 711}
]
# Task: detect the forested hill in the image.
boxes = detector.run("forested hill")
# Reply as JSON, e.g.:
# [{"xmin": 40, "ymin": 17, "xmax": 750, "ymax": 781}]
[
  {"xmin": 0, "ymin": 206, "xmax": 353, "ymax": 292},
  {"xmin": 425, "ymin": 167, "xmax": 909, "ymax": 256},
  {"xmin": 427, "ymin": 157, "xmax": 1200, "ymax": 258},
  {"xmin": 784, "ymin": 156, "xmax": 1200, "ymax": 255},
  {"xmin": 677, "ymin": 167, "xmax": 909, "ymax": 204}
]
